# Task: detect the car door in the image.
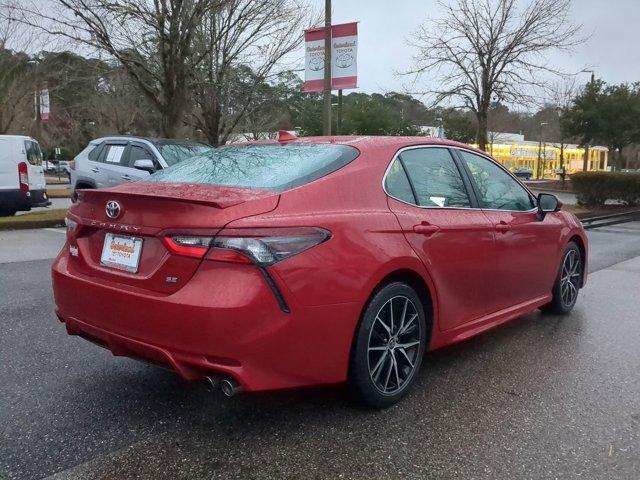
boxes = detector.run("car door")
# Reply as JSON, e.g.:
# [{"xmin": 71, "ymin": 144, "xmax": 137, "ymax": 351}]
[
  {"xmin": 455, "ymin": 149, "xmax": 563, "ymax": 309},
  {"xmin": 124, "ymin": 142, "xmax": 160, "ymax": 180},
  {"xmin": 97, "ymin": 141, "xmax": 131, "ymax": 187},
  {"xmin": 23, "ymin": 139, "xmax": 46, "ymax": 191},
  {"xmin": 385, "ymin": 146, "xmax": 500, "ymax": 330},
  {"xmin": 80, "ymin": 142, "xmax": 108, "ymax": 188}
]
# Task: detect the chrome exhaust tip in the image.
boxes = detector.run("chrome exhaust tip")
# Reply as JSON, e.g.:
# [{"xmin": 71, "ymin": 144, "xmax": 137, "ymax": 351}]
[
  {"xmin": 204, "ymin": 376, "xmax": 219, "ymax": 392},
  {"xmin": 220, "ymin": 378, "xmax": 243, "ymax": 397}
]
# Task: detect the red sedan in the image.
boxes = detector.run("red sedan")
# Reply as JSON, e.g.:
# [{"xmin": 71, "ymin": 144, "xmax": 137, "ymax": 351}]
[{"xmin": 52, "ymin": 136, "xmax": 587, "ymax": 407}]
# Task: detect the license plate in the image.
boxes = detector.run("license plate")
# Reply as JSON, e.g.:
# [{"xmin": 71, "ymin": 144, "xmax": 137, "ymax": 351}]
[{"xmin": 100, "ymin": 233, "xmax": 143, "ymax": 273}]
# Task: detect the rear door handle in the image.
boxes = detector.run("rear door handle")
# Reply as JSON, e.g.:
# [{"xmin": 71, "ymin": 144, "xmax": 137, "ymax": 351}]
[
  {"xmin": 121, "ymin": 174, "xmax": 132, "ymax": 181},
  {"xmin": 495, "ymin": 221, "xmax": 510, "ymax": 233},
  {"xmin": 413, "ymin": 223, "xmax": 440, "ymax": 235},
  {"xmin": 91, "ymin": 167, "xmax": 100, "ymax": 173}
]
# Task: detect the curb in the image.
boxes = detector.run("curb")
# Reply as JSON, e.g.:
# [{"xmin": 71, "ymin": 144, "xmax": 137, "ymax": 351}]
[{"xmin": 0, "ymin": 219, "xmax": 66, "ymax": 231}]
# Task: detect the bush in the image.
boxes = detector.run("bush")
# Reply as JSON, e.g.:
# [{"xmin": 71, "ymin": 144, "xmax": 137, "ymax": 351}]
[{"xmin": 572, "ymin": 172, "xmax": 640, "ymax": 207}]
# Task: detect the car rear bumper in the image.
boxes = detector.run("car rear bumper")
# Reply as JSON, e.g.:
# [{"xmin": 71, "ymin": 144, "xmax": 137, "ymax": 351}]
[
  {"xmin": 29, "ymin": 189, "xmax": 51, "ymax": 207},
  {"xmin": 0, "ymin": 189, "xmax": 51, "ymax": 211},
  {"xmin": 52, "ymin": 250, "xmax": 361, "ymax": 392}
]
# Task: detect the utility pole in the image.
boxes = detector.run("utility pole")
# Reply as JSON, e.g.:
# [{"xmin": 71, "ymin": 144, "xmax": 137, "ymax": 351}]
[
  {"xmin": 322, "ymin": 0, "xmax": 332, "ymax": 136},
  {"xmin": 581, "ymin": 70, "xmax": 596, "ymax": 172}
]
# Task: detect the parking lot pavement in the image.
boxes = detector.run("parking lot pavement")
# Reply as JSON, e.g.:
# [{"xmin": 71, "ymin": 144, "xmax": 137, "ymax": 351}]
[
  {"xmin": 1, "ymin": 226, "xmax": 639, "ymax": 479},
  {"xmin": 0, "ymin": 229, "xmax": 65, "ymax": 263},
  {"xmin": 586, "ymin": 221, "xmax": 640, "ymax": 271}
]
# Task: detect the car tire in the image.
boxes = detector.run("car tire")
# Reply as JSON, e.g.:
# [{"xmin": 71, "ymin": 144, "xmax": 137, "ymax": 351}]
[
  {"xmin": 349, "ymin": 282, "xmax": 427, "ymax": 408},
  {"xmin": 541, "ymin": 242, "xmax": 583, "ymax": 315},
  {"xmin": 0, "ymin": 210, "xmax": 16, "ymax": 217}
]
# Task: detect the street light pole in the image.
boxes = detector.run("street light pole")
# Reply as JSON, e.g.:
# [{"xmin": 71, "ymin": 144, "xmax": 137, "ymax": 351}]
[
  {"xmin": 322, "ymin": 0, "xmax": 332, "ymax": 136},
  {"xmin": 556, "ymin": 106, "xmax": 566, "ymax": 188},
  {"xmin": 537, "ymin": 122, "xmax": 548, "ymax": 179}
]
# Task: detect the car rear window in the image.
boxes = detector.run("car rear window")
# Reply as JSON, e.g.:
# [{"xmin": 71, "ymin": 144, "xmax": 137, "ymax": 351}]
[
  {"xmin": 145, "ymin": 143, "xmax": 359, "ymax": 191},
  {"xmin": 24, "ymin": 140, "xmax": 43, "ymax": 166}
]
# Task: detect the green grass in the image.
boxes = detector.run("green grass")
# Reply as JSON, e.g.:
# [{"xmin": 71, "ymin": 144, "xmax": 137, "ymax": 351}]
[
  {"xmin": 0, "ymin": 209, "xmax": 67, "ymax": 231},
  {"xmin": 46, "ymin": 188, "xmax": 71, "ymax": 198},
  {"xmin": 45, "ymin": 177, "xmax": 71, "ymax": 185}
]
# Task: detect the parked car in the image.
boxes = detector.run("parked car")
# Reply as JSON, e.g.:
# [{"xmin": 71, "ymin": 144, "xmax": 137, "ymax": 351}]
[
  {"xmin": 0, "ymin": 135, "xmax": 50, "ymax": 216},
  {"xmin": 70, "ymin": 136, "xmax": 210, "ymax": 194},
  {"xmin": 513, "ymin": 167, "xmax": 533, "ymax": 180},
  {"xmin": 53, "ymin": 136, "xmax": 588, "ymax": 407}
]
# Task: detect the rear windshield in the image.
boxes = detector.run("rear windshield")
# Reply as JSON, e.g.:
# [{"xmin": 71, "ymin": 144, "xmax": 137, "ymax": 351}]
[{"xmin": 145, "ymin": 143, "xmax": 359, "ymax": 191}]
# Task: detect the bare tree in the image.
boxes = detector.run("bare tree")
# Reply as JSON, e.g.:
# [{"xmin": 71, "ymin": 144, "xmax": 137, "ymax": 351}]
[
  {"xmin": 190, "ymin": 0, "xmax": 312, "ymax": 146},
  {"xmin": 406, "ymin": 0, "xmax": 581, "ymax": 151},
  {"xmin": 14, "ymin": 0, "xmax": 223, "ymax": 137},
  {"xmin": 0, "ymin": 4, "xmax": 33, "ymax": 134}
]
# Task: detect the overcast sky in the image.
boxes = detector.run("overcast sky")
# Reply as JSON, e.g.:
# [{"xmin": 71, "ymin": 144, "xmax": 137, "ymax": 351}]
[{"xmin": 307, "ymin": 0, "xmax": 640, "ymax": 101}]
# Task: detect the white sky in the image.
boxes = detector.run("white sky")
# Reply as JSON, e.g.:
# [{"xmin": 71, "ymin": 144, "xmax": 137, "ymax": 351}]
[{"xmin": 305, "ymin": 0, "xmax": 640, "ymax": 97}]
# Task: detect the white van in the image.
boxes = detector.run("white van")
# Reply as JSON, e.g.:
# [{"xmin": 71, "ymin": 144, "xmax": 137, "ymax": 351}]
[{"xmin": 0, "ymin": 135, "xmax": 50, "ymax": 216}]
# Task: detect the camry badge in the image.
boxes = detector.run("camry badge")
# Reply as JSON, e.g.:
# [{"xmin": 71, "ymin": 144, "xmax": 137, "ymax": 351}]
[{"xmin": 105, "ymin": 200, "xmax": 121, "ymax": 219}]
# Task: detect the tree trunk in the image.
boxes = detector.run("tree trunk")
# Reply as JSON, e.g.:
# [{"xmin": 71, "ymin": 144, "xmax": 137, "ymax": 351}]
[
  {"xmin": 476, "ymin": 110, "xmax": 488, "ymax": 152},
  {"xmin": 160, "ymin": 103, "xmax": 182, "ymax": 138},
  {"xmin": 582, "ymin": 144, "xmax": 590, "ymax": 172}
]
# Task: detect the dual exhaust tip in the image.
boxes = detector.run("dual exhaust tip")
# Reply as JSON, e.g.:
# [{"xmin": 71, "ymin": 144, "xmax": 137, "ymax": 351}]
[{"xmin": 205, "ymin": 376, "xmax": 243, "ymax": 397}]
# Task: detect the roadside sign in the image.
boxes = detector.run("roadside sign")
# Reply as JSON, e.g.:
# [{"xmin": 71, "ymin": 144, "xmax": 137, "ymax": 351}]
[{"xmin": 304, "ymin": 22, "xmax": 358, "ymax": 93}]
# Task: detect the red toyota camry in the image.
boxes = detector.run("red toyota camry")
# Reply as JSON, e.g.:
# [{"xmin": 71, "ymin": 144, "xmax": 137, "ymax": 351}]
[{"xmin": 52, "ymin": 136, "xmax": 587, "ymax": 407}]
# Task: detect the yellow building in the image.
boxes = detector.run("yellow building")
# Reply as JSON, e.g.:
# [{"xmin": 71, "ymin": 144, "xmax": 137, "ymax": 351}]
[{"xmin": 471, "ymin": 133, "xmax": 609, "ymax": 179}]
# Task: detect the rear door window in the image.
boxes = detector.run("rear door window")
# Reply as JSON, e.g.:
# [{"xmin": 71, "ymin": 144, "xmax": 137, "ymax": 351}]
[
  {"xmin": 395, "ymin": 148, "xmax": 471, "ymax": 208},
  {"xmin": 98, "ymin": 144, "xmax": 128, "ymax": 166},
  {"xmin": 146, "ymin": 143, "xmax": 359, "ymax": 191},
  {"xmin": 24, "ymin": 140, "xmax": 43, "ymax": 166}
]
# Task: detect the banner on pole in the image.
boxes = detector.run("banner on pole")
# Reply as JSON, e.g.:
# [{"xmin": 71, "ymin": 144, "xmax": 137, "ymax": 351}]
[
  {"xmin": 35, "ymin": 89, "xmax": 50, "ymax": 121},
  {"xmin": 304, "ymin": 22, "xmax": 357, "ymax": 93}
]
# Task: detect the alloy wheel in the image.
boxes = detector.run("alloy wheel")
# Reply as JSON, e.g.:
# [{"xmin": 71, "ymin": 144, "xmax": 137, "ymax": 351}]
[
  {"xmin": 560, "ymin": 249, "xmax": 581, "ymax": 307},
  {"xmin": 367, "ymin": 295, "xmax": 421, "ymax": 395}
]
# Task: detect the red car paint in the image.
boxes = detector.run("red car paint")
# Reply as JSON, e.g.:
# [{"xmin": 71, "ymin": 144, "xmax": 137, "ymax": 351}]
[{"xmin": 52, "ymin": 136, "xmax": 588, "ymax": 392}]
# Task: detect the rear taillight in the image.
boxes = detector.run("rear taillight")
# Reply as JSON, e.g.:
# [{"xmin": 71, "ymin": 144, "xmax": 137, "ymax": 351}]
[
  {"xmin": 68, "ymin": 160, "xmax": 76, "ymax": 170},
  {"xmin": 18, "ymin": 162, "xmax": 29, "ymax": 192},
  {"xmin": 162, "ymin": 227, "xmax": 331, "ymax": 266}
]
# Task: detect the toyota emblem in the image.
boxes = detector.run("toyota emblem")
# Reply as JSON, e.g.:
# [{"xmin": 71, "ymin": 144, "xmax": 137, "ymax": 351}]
[{"xmin": 105, "ymin": 200, "xmax": 121, "ymax": 219}]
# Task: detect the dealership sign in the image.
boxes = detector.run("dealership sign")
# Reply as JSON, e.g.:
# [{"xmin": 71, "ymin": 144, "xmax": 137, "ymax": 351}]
[{"xmin": 304, "ymin": 22, "xmax": 358, "ymax": 93}]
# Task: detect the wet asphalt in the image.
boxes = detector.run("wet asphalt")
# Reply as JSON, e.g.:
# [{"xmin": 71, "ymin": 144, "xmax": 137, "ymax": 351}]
[{"xmin": 1, "ymin": 226, "xmax": 639, "ymax": 479}]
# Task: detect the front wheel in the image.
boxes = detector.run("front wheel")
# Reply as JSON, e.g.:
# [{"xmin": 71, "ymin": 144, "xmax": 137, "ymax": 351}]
[
  {"xmin": 349, "ymin": 282, "xmax": 427, "ymax": 408},
  {"xmin": 542, "ymin": 242, "xmax": 583, "ymax": 315}
]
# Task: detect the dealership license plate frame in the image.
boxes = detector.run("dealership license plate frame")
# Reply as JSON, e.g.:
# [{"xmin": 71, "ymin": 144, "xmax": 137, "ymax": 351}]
[{"xmin": 100, "ymin": 232, "xmax": 144, "ymax": 273}]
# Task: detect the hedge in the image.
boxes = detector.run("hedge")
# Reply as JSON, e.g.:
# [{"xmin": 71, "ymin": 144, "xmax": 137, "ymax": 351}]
[{"xmin": 571, "ymin": 172, "xmax": 640, "ymax": 207}]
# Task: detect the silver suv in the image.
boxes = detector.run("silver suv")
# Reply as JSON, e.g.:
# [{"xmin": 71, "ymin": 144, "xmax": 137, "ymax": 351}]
[{"xmin": 70, "ymin": 136, "xmax": 210, "ymax": 193}]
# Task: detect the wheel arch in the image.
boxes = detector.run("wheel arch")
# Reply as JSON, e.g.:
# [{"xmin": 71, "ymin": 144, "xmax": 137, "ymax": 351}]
[
  {"xmin": 358, "ymin": 266, "xmax": 437, "ymax": 349},
  {"xmin": 568, "ymin": 234, "xmax": 587, "ymax": 287}
]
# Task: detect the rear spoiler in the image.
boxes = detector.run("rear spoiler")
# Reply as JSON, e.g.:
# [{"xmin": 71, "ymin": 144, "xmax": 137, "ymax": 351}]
[{"xmin": 77, "ymin": 183, "xmax": 278, "ymax": 209}]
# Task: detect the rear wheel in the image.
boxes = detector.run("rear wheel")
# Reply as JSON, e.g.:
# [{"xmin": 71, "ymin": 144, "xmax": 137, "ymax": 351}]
[
  {"xmin": 542, "ymin": 242, "xmax": 583, "ymax": 314},
  {"xmin": 349, "ymin": 282, "xmax": 427, "ymax": 408}
]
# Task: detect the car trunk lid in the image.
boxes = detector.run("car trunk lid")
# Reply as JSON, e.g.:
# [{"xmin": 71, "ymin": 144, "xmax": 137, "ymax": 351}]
[{"xmin": 66, "ymin": 182, "xmax": 279, "ymax": 294}]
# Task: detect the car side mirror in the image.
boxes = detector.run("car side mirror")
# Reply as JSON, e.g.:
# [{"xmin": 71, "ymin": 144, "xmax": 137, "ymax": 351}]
[
  {"xmin": 537, "ymin": 193, "xmax": 561, "ymax": 218},
  {"xmin": 133, "ymin": 159, "xmax": 156, "ymax": 174}
]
